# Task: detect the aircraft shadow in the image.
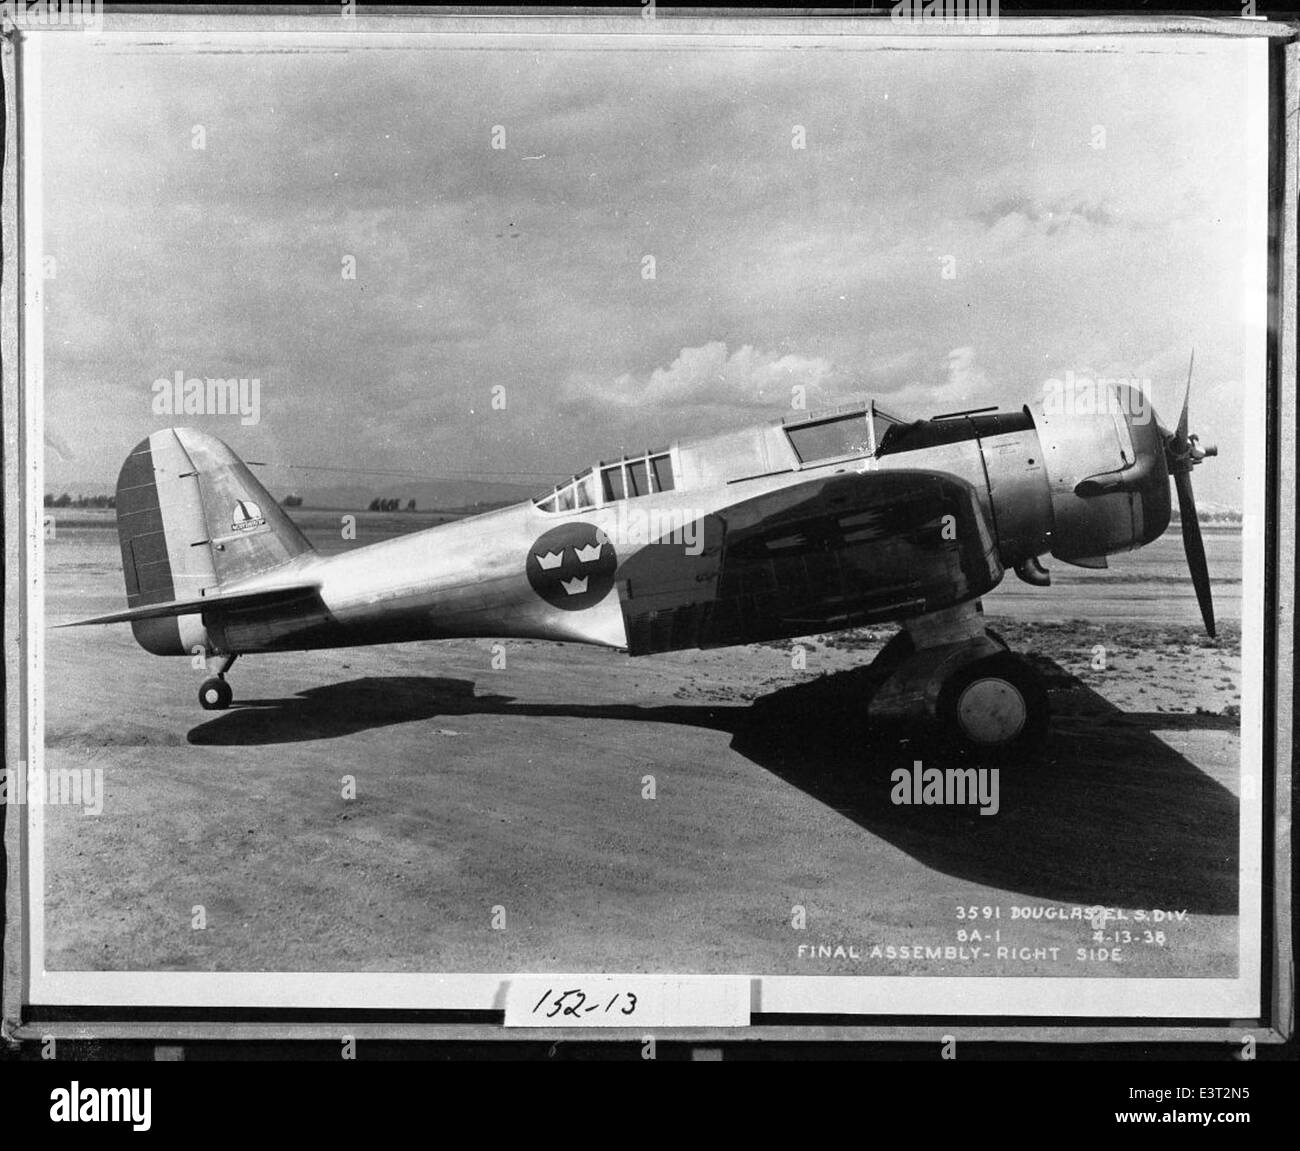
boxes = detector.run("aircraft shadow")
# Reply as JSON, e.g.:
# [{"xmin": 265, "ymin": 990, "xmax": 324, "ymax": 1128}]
[
  {"xmin": 187, "ymin": 662, "xmax": 1239, "ymax": 913},
  {"xmin": 731, "ymin": 660, "xmax": 1239, "ymax": 915},
  {"xmin": 186, "ymin": 675, "xmax": 733, "ymax": 746}
]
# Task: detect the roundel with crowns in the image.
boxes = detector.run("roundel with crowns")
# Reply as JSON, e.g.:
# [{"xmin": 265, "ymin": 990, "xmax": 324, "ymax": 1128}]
[{"xmin": 525, "ymin": 523, "xmax": 618, "ymax": 611}]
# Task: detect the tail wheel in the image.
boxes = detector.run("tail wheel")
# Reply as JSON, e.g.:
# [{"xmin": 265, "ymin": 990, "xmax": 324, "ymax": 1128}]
[
  {"xmin": 198, "ymin": 677, "xmax": 233, "ymax": 711},
  {"xmin": 935, "ymin": 653, "xmax": 1049, "ymax": 756}
]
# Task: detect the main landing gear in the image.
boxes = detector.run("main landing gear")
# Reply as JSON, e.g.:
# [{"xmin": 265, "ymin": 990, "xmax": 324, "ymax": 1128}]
[
  {"xmin": 868, "ymin": 602, "xmax": 1050, "ymax": 757},
  {"xmin": 934, "ymin": 651, "xmax": 1049, "ymax": 755},
  {"xmin": 198, "ymin": 654, "xmax": 237, "ymax": 711}
]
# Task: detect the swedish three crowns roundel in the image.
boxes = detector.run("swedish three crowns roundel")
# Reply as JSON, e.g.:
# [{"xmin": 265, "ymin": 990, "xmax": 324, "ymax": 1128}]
[{"xmin": 526, "ymin": 523, "xmax": 618, "ymax": 611}]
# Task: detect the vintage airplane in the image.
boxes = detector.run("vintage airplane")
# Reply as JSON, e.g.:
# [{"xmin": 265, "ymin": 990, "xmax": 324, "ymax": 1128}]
[{"xmin": 65, "ymin": 371, "xmax": 1218, "ymax": 755}]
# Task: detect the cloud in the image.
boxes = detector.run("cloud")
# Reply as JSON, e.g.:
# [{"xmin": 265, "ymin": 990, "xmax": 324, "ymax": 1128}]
[
  {"xmin": 45, "ymin": 424, "xmax": 74, "ymax": 462},
  {"xmin": 880, "ymin": 346, "xmax": 993, "ymax": 416},
  {"xmin": 973, "ymin": 194, "xmax": 1119, "ymax": 234},
  {"xmin": 943, "ymin": 345, "xmax": 990, "ymax": 393},
  {"xmin": 566, "ymin": 342, "xmax": 838, "ymax": 412},
  {"xmin": 878, "ymin": 345, "xmax": 1029, "ymax": 418},
  {"xmin": 36, "ymin": 35, "xmax": 1256, "ymax": 509}
]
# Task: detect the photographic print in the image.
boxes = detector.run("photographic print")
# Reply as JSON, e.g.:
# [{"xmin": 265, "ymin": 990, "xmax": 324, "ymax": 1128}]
[{"xmin": 11, "ymin": 13, "xmax": 1278, "ymax": 1027}]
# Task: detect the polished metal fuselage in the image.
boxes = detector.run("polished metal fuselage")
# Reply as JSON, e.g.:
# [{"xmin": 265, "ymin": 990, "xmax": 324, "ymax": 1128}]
[{"xmin": 192, "ymin": 388, "xmax": 1168, "ymax": 657}]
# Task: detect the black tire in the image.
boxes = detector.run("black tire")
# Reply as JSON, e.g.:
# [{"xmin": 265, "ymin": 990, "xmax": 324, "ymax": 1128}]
[
  {"xmin": 934, "ymin": 653, "xmax": 1049, "ymax": 758},
  {"xmin": 198, "ymin": 677, "xmax": 233, "ymax": 711}
]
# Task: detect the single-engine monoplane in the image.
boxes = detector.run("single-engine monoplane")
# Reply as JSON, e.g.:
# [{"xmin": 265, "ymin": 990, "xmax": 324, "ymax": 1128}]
[{"xmin": 67, "ymin": 366, "xmax": 1218, "ymax": 755}]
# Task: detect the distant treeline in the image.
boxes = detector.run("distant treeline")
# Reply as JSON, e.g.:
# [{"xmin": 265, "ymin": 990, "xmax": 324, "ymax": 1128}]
[
  {"xmin": 286, "ymin": 498, "xmax": 518, "ymax": 515},
  {"xmin": 1170, "ymin": 509, "xmax": 1243, "ymax": 523},
  {"xmin": 44, "ymin": 493, "xmax": 115, "ymax": 508}
]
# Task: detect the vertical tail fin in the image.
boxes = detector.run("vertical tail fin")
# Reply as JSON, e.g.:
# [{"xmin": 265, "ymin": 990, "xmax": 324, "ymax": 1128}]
[{"xmin": 116, "ymin": 427, "xmax": 313, "ymax": 611}]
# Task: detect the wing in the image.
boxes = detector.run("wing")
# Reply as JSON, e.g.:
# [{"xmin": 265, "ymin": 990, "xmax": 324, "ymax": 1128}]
[{"xmin": 618, "ymin": 468, "xmax": 1002, "ymax": 654}]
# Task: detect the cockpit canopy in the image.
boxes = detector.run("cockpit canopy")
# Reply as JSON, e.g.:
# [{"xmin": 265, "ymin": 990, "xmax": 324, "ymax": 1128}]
[
  {"xmin": 532, "ymin": 401, "xmax": 911, "ymax": 513},
  {"xmin": 534, "ymin": 447, "xmax": 676, "ymax": 513}
]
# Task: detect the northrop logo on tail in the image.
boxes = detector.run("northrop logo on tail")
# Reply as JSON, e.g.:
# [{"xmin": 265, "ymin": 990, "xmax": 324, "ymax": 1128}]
[{"xmin": 230, "ymin": 500, "xmax": 266, "ymax": 533}]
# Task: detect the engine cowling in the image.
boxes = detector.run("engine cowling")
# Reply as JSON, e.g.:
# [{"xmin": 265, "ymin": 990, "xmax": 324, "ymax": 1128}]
[{"xmin": 1031, "ymin": 382, "xmax": 1171, "ymax": 563}]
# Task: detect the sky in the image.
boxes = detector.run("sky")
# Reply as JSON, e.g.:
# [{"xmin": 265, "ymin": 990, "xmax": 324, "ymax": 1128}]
[{"xmin": 39, "ymin": 30, "xmax": 1266, "ymax": 507}]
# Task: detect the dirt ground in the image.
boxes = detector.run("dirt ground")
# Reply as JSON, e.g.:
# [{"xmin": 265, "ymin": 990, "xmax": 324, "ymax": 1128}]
[{"xmin": 38, "ymin": 516, "xmax": 1242, "ymax": 980}]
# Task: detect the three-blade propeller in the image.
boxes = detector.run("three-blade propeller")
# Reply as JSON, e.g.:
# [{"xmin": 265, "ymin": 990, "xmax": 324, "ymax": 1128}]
[{"xmin": 1161, "ymin": 351, "xmax": 1219, "ymax": 637}]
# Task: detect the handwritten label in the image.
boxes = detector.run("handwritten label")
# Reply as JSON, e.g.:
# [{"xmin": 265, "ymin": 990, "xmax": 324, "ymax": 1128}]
[{"xmin": 505, "ymin": 975, "xmax": 749, "ymax": 1028}]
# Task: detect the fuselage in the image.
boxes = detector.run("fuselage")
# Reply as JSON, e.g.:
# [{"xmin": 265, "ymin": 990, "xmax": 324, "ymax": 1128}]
[{"xmin": 181, "ymin": 384, "xmax": 1170, "ymax": 659}]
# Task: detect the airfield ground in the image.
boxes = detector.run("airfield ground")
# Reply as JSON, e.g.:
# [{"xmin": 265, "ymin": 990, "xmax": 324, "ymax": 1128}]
[{"xmin": 37, "ymin": 511, "xmax": 1243, "ymax": 981}]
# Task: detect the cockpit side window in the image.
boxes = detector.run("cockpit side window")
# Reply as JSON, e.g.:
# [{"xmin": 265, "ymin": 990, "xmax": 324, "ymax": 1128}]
[
  {"xmin": 871, "ymin": 407, "xmax": 903, "ymax": 439},
  {"xmin": 650, "ymin": 453, "xmax": 675, "ymax": 492},
  {"xmin": 785, "ymin": 412, "xmax": 872, "ymax": 465},
  {"xmin": 626, "ymin": 459, "xmax": 650, "ymax": 497},
  {"xmin": 535, "ymin": 451, "xmax": 675, "ymax": 512},
  {"xmin": 602, "ymin": 466, "xmax": 626, "ymax": 501},
  {"xmin": 872, "ymin": 408, "xmax": 910, "ymax": 455}
]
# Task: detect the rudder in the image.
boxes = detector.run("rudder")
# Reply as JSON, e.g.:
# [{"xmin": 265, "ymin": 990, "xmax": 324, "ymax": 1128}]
[{"xmin": 115, "ymin": 428, "xmax": 314, "ymax": 652}]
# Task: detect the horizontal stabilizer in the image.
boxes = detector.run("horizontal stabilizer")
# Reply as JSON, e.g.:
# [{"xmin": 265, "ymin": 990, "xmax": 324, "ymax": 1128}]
[{"xmin": 59, "ymin": 583, "xmax": 319, "ymax": 628}]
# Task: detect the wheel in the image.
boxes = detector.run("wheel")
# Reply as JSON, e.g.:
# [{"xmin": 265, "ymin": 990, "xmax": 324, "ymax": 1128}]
[
  {"xmin": 198, "ymin": 676, "xmax": 233, "ymax": 710},
  {"xmin": 934, "ymin": 653, "xmax": 1049, "ymax": 757}
]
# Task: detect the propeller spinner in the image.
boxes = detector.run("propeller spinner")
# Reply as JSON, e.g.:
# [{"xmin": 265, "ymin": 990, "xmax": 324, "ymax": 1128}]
[{"xmin": 1162, "ymin": 351, "xmax": 1219, "ymax": 637}]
